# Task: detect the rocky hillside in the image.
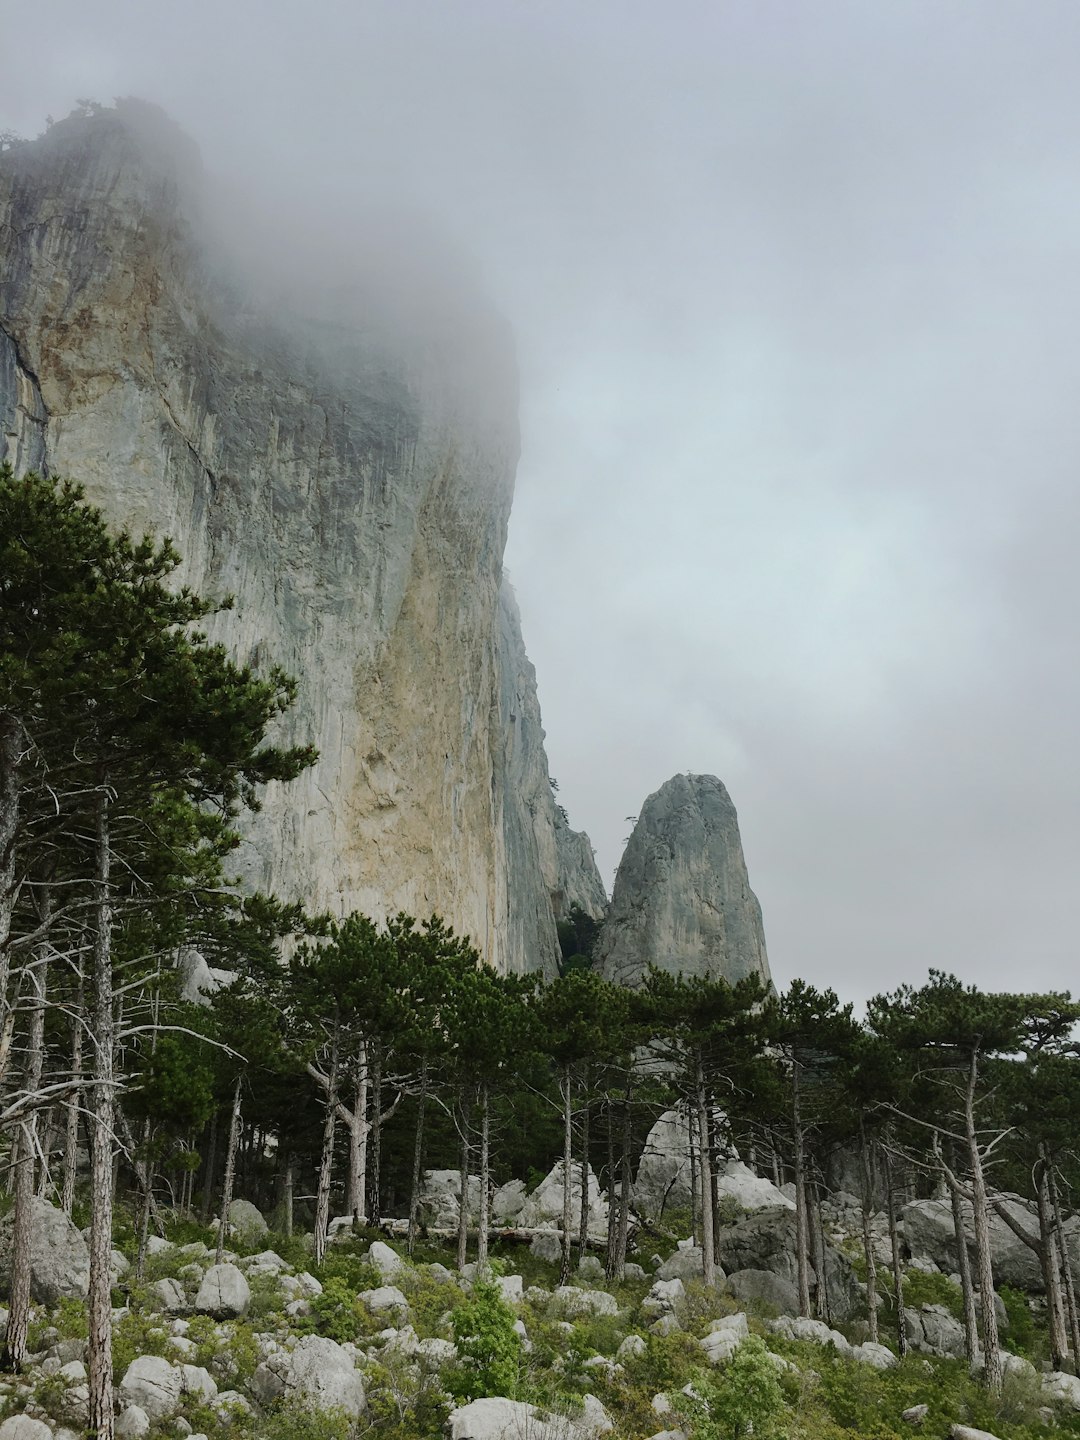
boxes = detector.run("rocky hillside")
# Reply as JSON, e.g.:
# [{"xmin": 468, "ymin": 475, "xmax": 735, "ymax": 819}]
[
  {"xmin": 0, "ymin": 102, "xmax": 604, "ymax": 976},
  {"xmin": 597, "ymin": 774, "xmax": 772, "ymax": 988}
]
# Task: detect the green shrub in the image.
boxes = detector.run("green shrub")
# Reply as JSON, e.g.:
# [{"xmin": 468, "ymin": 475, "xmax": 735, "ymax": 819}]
[
  {"xmin": 309, "ymin": 1274, "xmax": 378, "ymax": 1344},
  {"xmin": 401, "ymin": 1268, "xmax": 465, "ymax": 1339},
  {"xmin": 900, "ymin": 1269, "xmax": 965, "ymax": 1320},
  {"xmin": 111, "ymin": 1310, "xmax": 171, "ymax": 1376},
  {"xmin": 257, "ymin": 1398, "xmax": 352, "ymax": 1440},
  {"xmin": 447, "ymin": 1278, "xmax": 523, "ymax": 1402},
  {"xmin": 999, "ymin": 1286, "xmax": 1038, "ymax": 1360},
  {"xmin": 681, "ymin": 1337, "xmax": 786, "ymax": 1440}
]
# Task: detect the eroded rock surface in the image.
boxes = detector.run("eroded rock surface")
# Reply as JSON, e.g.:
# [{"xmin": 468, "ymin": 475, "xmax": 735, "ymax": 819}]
[
  {"xmin": 597, "ymin": 774, "xmax": 771, "ymax": 987},
  {"xmin": 0, "ymin": 103, "xmax": 596, "ymax": 976}
]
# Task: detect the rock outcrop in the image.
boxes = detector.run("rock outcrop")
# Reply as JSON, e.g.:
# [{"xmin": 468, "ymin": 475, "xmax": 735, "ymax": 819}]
[
  {"xmin": 596, "ymin": 773, "xmax": 771, "ymax": 987},
  {"xmin": 0, "ymin": 102, "xmax": 600, "ymax": 974}
]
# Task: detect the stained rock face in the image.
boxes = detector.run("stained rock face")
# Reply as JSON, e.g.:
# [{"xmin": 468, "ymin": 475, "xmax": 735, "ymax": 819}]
[
  {"xmin": 596, "ymin": 774, "xmax": 771, "ymax": 988},
  {"xmin": 0, "ymin": 103, "xmax": 595, "ymax": 974}
]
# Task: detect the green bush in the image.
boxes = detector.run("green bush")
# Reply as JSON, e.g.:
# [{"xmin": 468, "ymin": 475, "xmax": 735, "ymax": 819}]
[
  {"xmin": 111, "ymin": 1310, "xmax": 172, "ymax": 1377},
  {"xmin": 257, "ymin": 1398, "xmax": 353, "ymax": 1440},
  {"xmin": 447, "ymin": 1278, "xmax": 523, "ymax": 1401},
  {"xmin": 900, "ymin": 1269, "xmax": 965, "ymax": 1320},
  {"xmin": 309, "ymin": 1274, "xmax": 378, "ymax": 1344},
  {"xmin": 681, "ymin": 1336, "xmax": 786, "ymax": 1440},
  {"xmin": 999, "ymin": 1286, "xmax": 1038, "ymax": 1360}
]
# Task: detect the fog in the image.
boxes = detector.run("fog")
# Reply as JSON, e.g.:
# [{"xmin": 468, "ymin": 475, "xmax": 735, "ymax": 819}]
[{"xmin": 7, "ymin": 0, "xmax": 1080, "ymax": 1008}]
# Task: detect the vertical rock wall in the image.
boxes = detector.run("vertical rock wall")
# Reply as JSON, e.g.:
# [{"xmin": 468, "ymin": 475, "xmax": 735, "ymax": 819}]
[
  {"xmin": 596, "ymin": 773, "xmax": 771, "ymax": 988},
  {"xmin": 0, "ymin": 103, "xmax": 599, "ymax": 973}
]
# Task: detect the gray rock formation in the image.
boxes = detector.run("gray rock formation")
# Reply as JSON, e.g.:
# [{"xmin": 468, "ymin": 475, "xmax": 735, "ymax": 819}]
[
  {"xmin": 597, "ymin": 773, "xmax": 771, "ymax": 987},
  {"xmin": 0, "ymin": 102, "xmax": 597, "ymax": 974},
  {"xmin": 0, "ymin": 1197, "xmax": 90, "ymax": 1303},
  {"xmin": 714, "ymin": 1207, "xmax": 860, "ymax": 1321}
]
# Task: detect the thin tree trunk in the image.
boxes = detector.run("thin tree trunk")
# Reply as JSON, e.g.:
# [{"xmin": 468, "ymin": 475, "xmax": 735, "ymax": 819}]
[
  {"xmin": 3, "ymin": 888, "xmax": 51, "ymax": 1370},
  {"xmin": 613, "ymin": 1093, "xmax": 632, "ymax": 1281},
  {"xmin": 87, "ymin": 785, "xmax": 115, "ymax": 1440},
  {"xmin": 559, "ymin": 1063, "xmax": 573, "ymax": 1285},
  {"xmin": 355, "ymin": 1040, "xmax": 369, "ymax": 1225},
  {"xmin": 792, "ymin": 1062, "xmax": 811, "ymax": 1317},
  {"xmin": 313, "ymin": 1028, "xmax": 339, "ymax": 1267},
  {"xmin": 688, "ymin": 1101, "xmax": 699, "ymax": 1246},
  {"xmin": 809, "ymin": 1177, "xmax": 827, "ymax": 1319},
  {"xmin": 1049, "ymin": 1164, "xmax": 1080, "ymax": 1367},
  {"xmin": 578, "ymin": 1074, "xmax": 591, "ymax": 1258},
  {"xmin": 476, "ymin": 1084, "xmax": 491, "ymax": 1274},
  {"xmin": 965, "ymin": 1052, "xmax": 1002, "ymax": 1394},
  {"xmin": 859, "ymin": 1121, "xmax": 879, "ymax": 1344},
  {"xmin": 0, "ymin": 713, "xmax": 22, "ymax": 1080},
  {"xmin": 1037, "ymin": 1154, "xmax": 1068, "ymax": 1370},
  {"xmin": 216, "ymin": 1074, "xmax": 244, "ymax": 1265},
  {"xmin": 283, "ymin": 1156, "xmax": 294, "ymax": 1238},
  {"xmin": 200, "ymin": 1112, "xmax": 219, "ymax": 1225},
  {"xmin": 457, "ymin": 1094, "xmax": 471, "ymax": 1272},
  {"xmin": 696, "ymin": 1066, "xmax": 716, "ymax": 1288},
  {"xmin": 884, "ymin": 1146, "xmax": 908, "ymax": 1357},
  {"xmin": 62, "ymin": 965, "xmax": 84, "ymax": 1216},
  {"xmin": 407, "ymin": 1059, "xmax": 428, "ymax": 1255},
  {"xmin": 948, "ymin": 1142, "xmax": 979, "ymax": 1366},
  {"xmin": 370, "ymin": 1045, "xmax": 382, "ymax": 1228},
  {"xmin": 604, "ymin": 1101, "xmax": 618, "ymax": 1280}
]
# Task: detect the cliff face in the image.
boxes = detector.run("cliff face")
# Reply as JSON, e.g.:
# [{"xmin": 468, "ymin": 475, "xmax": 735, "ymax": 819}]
[
  {"xmin": 596, "ymin": 773, "xmax": 771, "ymax": 988},
  {"xmin": 0, "ymin": 103, "xmax": 595, "ymax": 974}
]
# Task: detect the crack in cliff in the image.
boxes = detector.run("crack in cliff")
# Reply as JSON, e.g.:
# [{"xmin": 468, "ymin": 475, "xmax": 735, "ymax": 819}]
[
  {"xmin": 0, "ymin": 321, "xmax": 47, "ymax": 429},
  {"xmin": 155, "ymin": 382, "xmax": 218, "ymax": 492}
]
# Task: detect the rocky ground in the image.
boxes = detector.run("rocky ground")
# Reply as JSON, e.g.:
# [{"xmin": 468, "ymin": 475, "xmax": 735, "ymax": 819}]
[{"xmin": 0, "ymin": 1172, "xmax": 1078, "ymax": 1439}]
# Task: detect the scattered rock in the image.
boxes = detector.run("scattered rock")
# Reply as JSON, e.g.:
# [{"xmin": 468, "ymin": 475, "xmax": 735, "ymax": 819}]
[
  {"xmin": 529, "ymin": 1232, "xmax": 563, "ymax": 1265},
  {"xmin": 226, "ymin": 1199, "xmax": 268, "ymax": 1246},
  {"xmin": 616, "ymin": 1334, "xmax": 648, "ymax": 1362},
  {"xmin": 0, "ymin": 1198, "xmax": 90, "ymax": 1303},
  {"xmin": 495, "ymin": 1274, "xmax": 523, "ymax": 1305},
  {"xmin": 578, "ymin": 1255, "xmax": 605, "ymax": 1281},
  {"xmin": 359, "ymin": 1285, "xmax": 410, "ymax": 1316},
  {"xmin": 119, "ymin": 1355, "xmax": 183, "ymax": 1421},
  {"xmin": 491, "ymin": 1179, "xmax": 528, "ymax": 1224},
  {"xmin": 851, "ymin": 1341, "xmax": 897, "ymax": 1369},
  {"xmin": 368, "ymin": 1240, "xmax": 404, "ymax": 1281},
  {"xmin": 286, "ymin": 1334, "xmax": 366, "ymax": 1417},
  {"xmin": 726, "ymin": 1267, "xmax": 799, "ymax": 1314},
  {"xmin": 194, "ymin": 1263, "xmax": 250, "ymax": 1318},
  {"xmin": 151, "ymin": 1278, "xmax": 187, "ymax": 1313},
  {"xmin": 0, "ymin": 1419, "xmax": 54, "ymax": 1440},
  {"xmin": 1043, "ymin": 1371, "xmax": 1080, "ymax": 1409},
  {"xmin": 519, "ymin": 1163, "xmax": 609, "ymax": 1239},
  {"xmin": 656, "ymin": 1247, "xmax": 706, "ymax": 1282},
  {"xmin": 115, "ymin": 1408, "xmax": 152, "ymax": 1440},
  {"xmin": 553, "ymin": 1286, "xmax": 618, "ymax": 1318},
  {"xmin": 901, "ymin": 1404, "xmax": 929, "ymax": 1426}
]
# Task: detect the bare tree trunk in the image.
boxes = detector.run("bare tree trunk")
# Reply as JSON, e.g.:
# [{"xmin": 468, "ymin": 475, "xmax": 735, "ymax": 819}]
[
  {"xmin": 948, "ymin": 1145, "xmax": 979, "ymax": 1366},
  {"xmin": 216, "ymin": 1075, "xmax": 244, "ymax": 1264},
  {"xmin": 884, "ymin": 1146, "xmax": 908, "ymax": 1358},
  {"xmin": 354, "ymin": 1040, "xmax": 369, "ymax": 1225},
  {"xmin": 3, "ymin": 890, "xmax": 51, "ymax": 1370},
  {"xmin": 1036, "ymin": 1157, "xmax": 1069, "ymax": 1369},
  {"xmin": 407, "ymin": 1059, "xmax": 428, "ymax": 1256},
  {"xmin": 62, "ymin": 966, "xmax": 84, "ymax": 1216},
  {"xmin": 792, "ymin": 1062, "xmax": 811, "ymax": 1318},
  {"xmin": 859, "ymin": 1121, "xmax": 879, "ymax": 1344},
  {"xmin": 1049, "ymin": 1164, "xmax": 1080, "ymax": 1367},
  {"xmin": 87, "ymin": 785, "xmax": 115, "ymax": 1440},
  {"xmin": 613, "ymin": 1095, "xmax": 632, "ymax": 1281},
  {"xmin": 578, "ymin": 1075, "xmax": 591, "ymax": 1258},
  {"xmin": 696, "ymin": 1066, "xmax": 716, "ymax": 1288},
  {"xmin": 313, "ymin": 1028, "xmax": 339, "ymax": 1267},
  {"xmin": 457, "ymin": 1094, "xmax": 472, "ymax": 1272},
  {"xmin": 281, "ymin": 1156, "xmax": 294, "ymax": 1238},
  {"xmin": 965, "ymin": 1052, "xmax": 1002, "ymax": 1395},
  {"xmin": 476, "ymin": 1084, "xmax": 491, "ymax": 1274},
  {"xmin": 200, "ymin": 1112, "xmax": 219, "ymax": 1225},
  {"xmin": 809, "ymin": 1178, "xmax": 827, "ymax": 1319},
  {"xmin": 0, "ymin": 714, "xmax": 22, "ymax": 1080},
  {"xmin": 604, "ymin": 1102, "xmax": 618, "ymax": 1280},
  {"xmin": 370, "ymin": 1045, "xmax": 382, "ymax": 1228},
  {"xmin": 688, "ymin": 1102, "xmax": 698, "ymax": 1246},
  {"xmin": 559, "ymin": 1063, "xmax": 573, "ymax": 1285}
]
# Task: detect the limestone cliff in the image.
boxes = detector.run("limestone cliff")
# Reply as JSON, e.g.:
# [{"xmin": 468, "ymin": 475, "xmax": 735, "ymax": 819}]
[
  {"xmin": 596, "ymin": 773, "xmax": 771, "ymax": 987},
  {"xmin": 495, "ymin": 583, "xmax": 607, "ymax": 967},
  {"xmin": 0, "ymin": 102, "xmax": 591, "ymax": 974}
]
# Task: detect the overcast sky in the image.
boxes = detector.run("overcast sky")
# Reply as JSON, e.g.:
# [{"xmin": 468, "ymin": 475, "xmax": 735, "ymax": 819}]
[{"xmin": 7, "ymin": 1, "xmax": 1080, "ymax": 1009}]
